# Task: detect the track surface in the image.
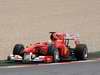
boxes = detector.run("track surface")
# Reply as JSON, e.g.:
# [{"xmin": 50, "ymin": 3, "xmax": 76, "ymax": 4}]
[
  {"xmin": 0, "ymin": 0, "xmax": 100, "ymax": 59},
  {"xmin": 0, "ymin": 59, "xmax": 100, "ymax": 75}
]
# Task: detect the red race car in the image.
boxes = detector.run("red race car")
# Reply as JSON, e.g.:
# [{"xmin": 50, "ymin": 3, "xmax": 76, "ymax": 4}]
[{"xmin": 7, "ymin": 32, "xmax": 88, "ymax": 63}]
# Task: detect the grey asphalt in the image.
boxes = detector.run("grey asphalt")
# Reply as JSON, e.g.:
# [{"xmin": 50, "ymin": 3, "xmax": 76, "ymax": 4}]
[
  {"xmin": 0, "ymin": 61, "xmax": 100, "ymax": 75},
  {"xmin": 0, "ymin": 0, "xmax": 100, "ymax": 60}
]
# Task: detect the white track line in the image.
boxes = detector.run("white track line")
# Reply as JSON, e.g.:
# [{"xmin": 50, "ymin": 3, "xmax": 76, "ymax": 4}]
[
  {"xmin": 0, "ymin": 65, "xmax": 32, "ymax": 69},
  {"xmin": 0, "ymin": 58, "xmax": 100, "ymax": 69}
]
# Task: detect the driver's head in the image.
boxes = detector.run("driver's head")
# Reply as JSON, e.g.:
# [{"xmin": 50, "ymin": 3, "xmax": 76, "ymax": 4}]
[{"xmin": 50, "ymin": 32, "xmax": 65, "ymax": 41}]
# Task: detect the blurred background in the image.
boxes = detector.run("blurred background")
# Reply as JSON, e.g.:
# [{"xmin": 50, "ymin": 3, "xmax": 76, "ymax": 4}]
[{"xmin": 0, "ymin": 0, "xmax": 100, "ymax": 59}]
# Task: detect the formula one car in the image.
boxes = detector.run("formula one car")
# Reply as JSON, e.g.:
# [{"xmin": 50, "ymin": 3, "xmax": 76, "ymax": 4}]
[{"xmin": 7, "ymin": 32, "xmax": 88, "ymax": 63}]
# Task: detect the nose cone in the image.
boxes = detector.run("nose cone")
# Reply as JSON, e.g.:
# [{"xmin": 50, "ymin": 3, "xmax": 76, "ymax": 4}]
[{"xmin": 24, "ymin": 47, "xmax": 34, "ymax": 53}]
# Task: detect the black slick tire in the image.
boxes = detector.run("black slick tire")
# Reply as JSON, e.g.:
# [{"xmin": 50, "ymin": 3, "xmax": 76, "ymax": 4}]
[
  {"xmin": 75, "ymin": 44, "xmax": 88, "ymax": 60},
  {"xmin": 13, "ymin": 44, "xmax": 24, "ymax": 57},
  {"xmin": 48, "ymin": 44, "xmax": 60, "ymax": 63}
]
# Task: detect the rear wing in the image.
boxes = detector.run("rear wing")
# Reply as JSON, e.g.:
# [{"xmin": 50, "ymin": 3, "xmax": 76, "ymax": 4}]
[
  {"xmin": 65, "ymin": 33, "xmax": 80, "ymax": 45},
  {"xmin": 65, "ymin": 33, "xmax": 80, "ymax": 40}
]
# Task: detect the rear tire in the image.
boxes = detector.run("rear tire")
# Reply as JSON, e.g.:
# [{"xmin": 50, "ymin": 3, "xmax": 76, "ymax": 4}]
[
  {"xmin": 48, "ymin": 44, "xmax": 60, "ymax": 63},
  {"xmin": 53, "ymin": 48, "xmax": 60, "ymax": 62},
  {"xmin": 13, "ymin": 44, "xmax": 24, "ymax": 57},
  {"xmin": 75, "ymin": 44, "xmax": 88, "ymax": 60}
]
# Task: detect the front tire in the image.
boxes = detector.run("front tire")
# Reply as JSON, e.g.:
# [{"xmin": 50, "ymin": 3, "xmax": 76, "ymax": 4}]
[{"xmin": 13, "ymin": 44, "xmax": 24, "ymax": 57}]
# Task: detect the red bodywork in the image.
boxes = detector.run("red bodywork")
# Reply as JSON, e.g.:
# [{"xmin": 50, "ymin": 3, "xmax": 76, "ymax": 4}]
[{"xmin": 24, "ymin": 32, "xmax": 79, "ymax": 58}]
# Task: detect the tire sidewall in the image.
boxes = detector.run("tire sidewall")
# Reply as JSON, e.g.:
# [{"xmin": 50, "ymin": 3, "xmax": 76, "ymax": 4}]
[
  {"xmin": 13, "ymin": 44, "xmax": 24, "ymax": 56},
  {"xmin": 48, "ymin": 44, "xmax": 60, "ymax": 62},
  {"xmin": 53, "ymin": 48, "xmax": 60, "ymax": 62},
  {"xmin": 75, "ymin": 44, "xmax": 88, "ymax": 60}
]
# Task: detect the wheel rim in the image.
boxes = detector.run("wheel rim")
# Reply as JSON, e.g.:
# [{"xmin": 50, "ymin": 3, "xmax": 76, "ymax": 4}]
[
  {"xmin": 84, "ymin": 48, "xmax": 88, "ymax": 58},
  {"xmin": 85, "ymin": 50, "xmax": 88, "ymax": 58},
  {"xmin": 54, "ymin": 50, "xmax": 60, "ymax": 61}
]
